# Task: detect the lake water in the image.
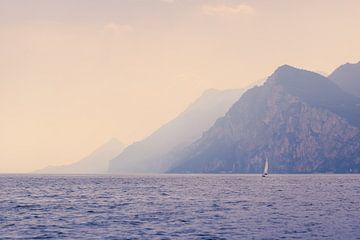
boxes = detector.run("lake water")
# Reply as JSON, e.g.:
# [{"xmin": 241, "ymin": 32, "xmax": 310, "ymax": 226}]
[{"xmin": 0, "ymin": 174, "xmax": 359, "ymax": 239}]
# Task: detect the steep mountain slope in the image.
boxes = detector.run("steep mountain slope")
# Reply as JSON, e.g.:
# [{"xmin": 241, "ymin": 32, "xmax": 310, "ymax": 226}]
[
  {"xmin": 108, "ymin": 89, "xmax": 245, "ymax": 173},
  {"xmin": 170, "ymin": 65, "xmax": 360, "ymax": 173},
  {"xmin": 329, "ymin": 61, "xmax": 360, "ymax": 97},
  {"xmin": 35, "ymin": 139, "xmax": 124, "ymax": 174}
]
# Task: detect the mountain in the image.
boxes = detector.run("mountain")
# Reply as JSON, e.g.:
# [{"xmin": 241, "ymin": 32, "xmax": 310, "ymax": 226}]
[
  {"xmin": 170, "ymin": 65, "xmax": 360, "ymax": 173},
  {"xmin": 35, "ymin": 138, "xmax": 125, "ymax": 174},
  {"xmin": 329, "ymin": 61, "xmax": 360, "ymax": 97},
  {"xmin": 108, "ymin": 88, "xmax": 246, "ymax": 173}
]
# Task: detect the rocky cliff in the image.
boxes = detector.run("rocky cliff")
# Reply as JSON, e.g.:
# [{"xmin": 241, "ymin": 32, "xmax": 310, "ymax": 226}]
[{"xmin": 170, "ymin": 65, "xmax": 360, "ymax": 173}]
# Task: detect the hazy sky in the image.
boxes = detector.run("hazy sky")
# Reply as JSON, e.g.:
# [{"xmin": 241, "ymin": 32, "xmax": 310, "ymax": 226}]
[{"xmin": 1, "ymin": 0, "xmax": 360, "ymax": 172}]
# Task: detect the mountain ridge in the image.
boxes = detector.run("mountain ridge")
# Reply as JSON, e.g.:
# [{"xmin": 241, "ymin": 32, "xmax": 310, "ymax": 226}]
[
  {"xmin": 169, "ymin": 65, "xmax": 360, "ymax": 173},
  {"xmin": 108, "ymin": 88, "xmax": 246, "ymax": 173},
  {"xmin": 34, "ymin": 138, "xmax": 125, "ymax": 174},
  {"xmin": 329, "ymin": 61, "xmax": 360, "ymax": 97}
]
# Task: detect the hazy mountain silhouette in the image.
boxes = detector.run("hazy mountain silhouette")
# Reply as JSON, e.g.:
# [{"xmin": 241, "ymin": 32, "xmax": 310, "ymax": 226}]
[
  {"xmin": 170, "ymin": 65, "xmax": 360, "ymax": 173},
  {"xmin": 35, "ymin": 138, "xmax": 124, "ymax": 174},
  {"xmin": 329, "ymin": 61, "xmax": 360, "ymax": 97},
  {"xmin": 108, "ymin": 88, "xmax": 246, "ymax": 173}
]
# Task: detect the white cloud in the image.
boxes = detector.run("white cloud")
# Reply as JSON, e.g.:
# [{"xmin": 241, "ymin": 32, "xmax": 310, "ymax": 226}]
[
  {"xmin": 201, "ymin": 3, "xmax": 255, "ymax": 16},
  {"xmin": 103, "ymin": 23, "xmax": 133, "ymax": 34}
]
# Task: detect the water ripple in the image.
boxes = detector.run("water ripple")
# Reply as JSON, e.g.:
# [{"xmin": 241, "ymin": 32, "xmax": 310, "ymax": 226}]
[{"xmin": 0, "ymin": 174, "xmax": 359, "ymax": 239}]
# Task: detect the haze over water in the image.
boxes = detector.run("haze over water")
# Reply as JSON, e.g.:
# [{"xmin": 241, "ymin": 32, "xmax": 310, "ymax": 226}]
[{"xmin": 1, "ymin": 174, "xmax": 359, "ymax": 239}]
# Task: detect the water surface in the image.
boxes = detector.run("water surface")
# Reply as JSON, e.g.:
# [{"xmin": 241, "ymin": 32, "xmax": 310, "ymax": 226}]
[{"xmin": 0, "ymin": 174, "xmax": 359, "ymax": 239}]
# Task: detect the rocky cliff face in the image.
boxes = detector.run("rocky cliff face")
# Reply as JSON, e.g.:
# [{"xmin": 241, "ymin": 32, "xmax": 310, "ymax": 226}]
[{"xmin": 170, "ymin": 65, "xmax": 360, "ymax": 173}]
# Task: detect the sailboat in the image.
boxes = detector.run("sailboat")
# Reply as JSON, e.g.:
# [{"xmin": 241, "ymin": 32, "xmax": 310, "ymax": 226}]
[{"xmin": 262, "ymin": 157, "xmax": 269, "ymax": 177}]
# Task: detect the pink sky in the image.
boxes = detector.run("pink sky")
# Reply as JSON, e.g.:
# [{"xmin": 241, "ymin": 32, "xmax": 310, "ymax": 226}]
[{"xmin": 1, "ymin": 0, "xmax": 360, "ymax": 172}]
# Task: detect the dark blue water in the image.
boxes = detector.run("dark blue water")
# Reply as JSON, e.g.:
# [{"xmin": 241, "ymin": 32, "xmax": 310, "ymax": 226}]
[{"xmin": 0, "ymin": 174, "xmax": 359, "ymax": 239}]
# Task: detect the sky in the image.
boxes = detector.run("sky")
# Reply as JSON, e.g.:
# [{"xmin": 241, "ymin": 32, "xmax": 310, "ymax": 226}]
[{"xmin": 1, "ymin": 0, "xmax": 360, "ymax": 173}]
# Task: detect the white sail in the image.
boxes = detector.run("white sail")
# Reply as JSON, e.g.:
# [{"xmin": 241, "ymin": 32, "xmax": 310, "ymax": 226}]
[{"xmin": 262, "ymin": 157, "xmax": 269, "ymax": 176}]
